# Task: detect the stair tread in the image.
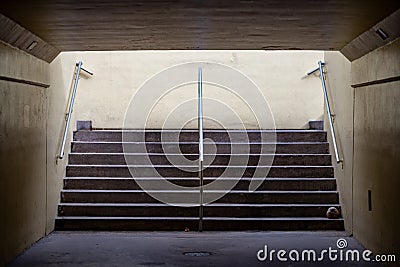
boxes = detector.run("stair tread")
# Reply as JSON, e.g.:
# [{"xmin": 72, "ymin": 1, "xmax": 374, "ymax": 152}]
[
  {"xmin": 68, "ymin": 153, "xmax": 330, "ymax": 156},
  {"xmin": 67, "ymin": 164, "xmax": 333, "ymax": 168},
  {"xmin": 64, "ymin": 177, "xmax": 336, "ymax": 180},
  {"xmin": 56, "ymin": 216, "xmax": 343, "ymax": 221},
  {"xmin": 72, "ymin": 141, "xmax": 328, "ymax": 144},
  {"xmin": 88, "ymin": 129, "xmax": 326, "ymax": 133},
  {"xmin": 59, "ymin": 203, "xmax": 340, "ymax": 207},
  {"xmin": 62, "ymin": 189, "xmax": 338, "ymax": 193}
]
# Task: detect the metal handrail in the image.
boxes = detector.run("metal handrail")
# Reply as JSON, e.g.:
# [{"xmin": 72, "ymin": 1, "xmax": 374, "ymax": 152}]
[
  {"xmin": 198, "ymin": 67, "xmax": 204, "ymax": 232},
  {"xmin": 307, "ymin": 61, "xmax": 342, "ymax": 163},
  {"xmin": 57, "ymin": 61, "xmax": 93, "ymax": 159}
]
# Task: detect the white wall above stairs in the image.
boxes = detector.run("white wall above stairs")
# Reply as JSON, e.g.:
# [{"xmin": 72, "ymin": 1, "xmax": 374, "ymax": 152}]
[{"xmin": 50, "ymin": 50, "xmax": 324, "ymax": 129}]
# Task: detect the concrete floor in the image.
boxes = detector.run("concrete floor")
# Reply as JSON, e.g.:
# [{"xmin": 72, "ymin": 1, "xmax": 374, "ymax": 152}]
[{"xmin": 8, "ymin": 231, "xmax": 385, "ymax": 267}]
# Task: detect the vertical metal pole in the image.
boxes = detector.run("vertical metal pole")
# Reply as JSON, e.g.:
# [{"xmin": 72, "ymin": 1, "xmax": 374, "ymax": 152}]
[
  {"xmin": 318, "ymin": 61, "xmax": 341, "ymax": 163},
  {"xmin": 198, "ymin": 67, "xmax": 204, "ymax": 232},
  {"xmin": 58, "ymin": 61, "xmax": 83, "ymax": 159}
]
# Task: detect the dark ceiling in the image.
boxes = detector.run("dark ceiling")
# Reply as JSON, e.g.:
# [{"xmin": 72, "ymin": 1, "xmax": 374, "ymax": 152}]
[{"xmin": 1, "ymin": 0, "xmax": 399, "ymax": 52}]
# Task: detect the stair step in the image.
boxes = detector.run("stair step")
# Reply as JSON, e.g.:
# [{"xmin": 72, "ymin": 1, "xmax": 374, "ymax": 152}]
[
  {"xmin": 61, "ymin": 190, "xmax": 339, "ymax": 204},
  {"xmin": 64, "ymin": 177, "xmax": 337, "ymax": 191},
  {"xmin": 58, "ymin": 203, "xmax": 341, "ymax": 218},
  {"xmin": 57, "ymin": 128, "xmax": 343, "ymax": 232},
  {"xmin": 66, "ymin": 165, "xmax": 334, "ymax": 178},
  {"xmin": 71, "ymin": 142, "xmax": 330, "ymax": 154},
  {"xmin": 55, "ymin": 216, "xmax": 344, "ymax": 231},
  {"xmin": 74, "ymin": 130, "xmax": 327, "ymax": 143},
  {"xmin": 68, "ymin": 153, "xmax": 332, "ymax": 166}
]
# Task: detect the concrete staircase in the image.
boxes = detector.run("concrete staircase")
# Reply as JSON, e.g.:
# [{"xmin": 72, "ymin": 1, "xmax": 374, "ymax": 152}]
[{"xmin": 55, "ymin": 128, "xmax": 344, "ymax": 231}]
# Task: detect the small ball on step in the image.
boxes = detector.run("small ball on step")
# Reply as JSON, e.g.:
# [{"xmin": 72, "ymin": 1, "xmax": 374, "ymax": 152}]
[
  {"xmin": 326, "ymin": 207, "xmax": 340, "ymax": 219},
  {"xmin": 184, "ymin": 227, "xmax": 190, "ymax": 232}
]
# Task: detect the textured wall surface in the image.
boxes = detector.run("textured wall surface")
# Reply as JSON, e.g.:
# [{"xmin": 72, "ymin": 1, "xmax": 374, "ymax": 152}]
[
  {"xmin": 0, "ymin": 42, "xmax": 49, "ymax": 266},
  {"xmin": 351, "ymin": 38, "xmax": 400, "ymax": 258},
  {"xmin": 323, "ymin": 39, "xmax": 400, "ymax": 260},
  {"xmin": 0, "ymin": 14, "xmax": 59, "ymax": 63},
  {"xmin": 323, "ymin": 51, "xmax": 353, "ymax": 233},
  {"xmin": 1, "ymin": 1, "xmax": 399, "ymax": 52}
]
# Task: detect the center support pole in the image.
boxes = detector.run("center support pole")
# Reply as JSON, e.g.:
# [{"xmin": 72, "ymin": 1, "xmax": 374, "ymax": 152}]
[{"xmin": 198, "ymin": 67, "xmax": 204, "ymax": 232}]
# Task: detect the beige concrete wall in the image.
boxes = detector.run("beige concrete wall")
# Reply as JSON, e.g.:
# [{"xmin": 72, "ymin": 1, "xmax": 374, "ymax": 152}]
[
  {"xmin": 54, "ymin": 50, "xmax": 324, "ymax": 129},
  {"xmin": 0, "ymin": 42, "xmax": 49, "ymax": 266},
  {"xmin": 323, "ymin": 51, "xmax": 353, "ymax": 233},
  {"xmin": 351, "ymin": 38, "xmax": 400, "ymax": 258},
  {"xmin": 324, "ymin": 40, "xmax": 400, "ymax": 258},
  {"xmin": 0, "ymin": 41, "xmax": 76, "ymax": 266},
  {"xmin": 45, "ymin": 55, "xmax": 77, "ymax": 233}
]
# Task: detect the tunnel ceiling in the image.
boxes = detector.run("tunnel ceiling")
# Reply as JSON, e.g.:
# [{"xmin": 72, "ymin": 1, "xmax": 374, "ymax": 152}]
[{"xmin": 0, "ymin": 0, "xmax": 399, "ymax": 52}]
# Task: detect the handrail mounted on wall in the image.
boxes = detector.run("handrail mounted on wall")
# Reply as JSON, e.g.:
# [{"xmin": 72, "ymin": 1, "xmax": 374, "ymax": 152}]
[
  {"xmin": 57, "ymin": 61, "xmax": 93, "ymax": 159},
  {"xmin": 307, "ymin": 61, "xmax": 342, "ymax": 164}
]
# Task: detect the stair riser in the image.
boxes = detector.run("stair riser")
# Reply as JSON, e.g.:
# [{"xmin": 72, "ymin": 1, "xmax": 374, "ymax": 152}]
[
  {"xmin": 58, "ymin": 205, "xmax": 341, "ymax": 218},
  {"xmin": 71, "ymin": 143, "xmax": 330, "ymax": 154},
  {"xmin": 61, "ymin": 192, "xmax": 339, "ymax": 204},
  {"xmin": 55, "ymin": 218, "xmax": 344, "ymax": 231},
  {"xmin": 64, "ymin": 179, "xmax": 337, "ymax": 191},
  {"xmin": 74, "ymin": 131, "xmax": 327, "ymax": 143},
  {"xmin": 66, "ymin": 166, "xmax": 334, "ymax": 178},
  {"xmin": 68, "ymin": 154, "xmax": 332, "ymax": 166}
]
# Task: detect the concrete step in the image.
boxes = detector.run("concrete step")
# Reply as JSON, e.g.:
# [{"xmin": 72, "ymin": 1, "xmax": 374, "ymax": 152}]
[
  {"xmin": 57, "ymin": 128, "xmax": 343, "ymax": 232},
  {"xmin": 66, "ymin": 165, "xmax": 334, "ymax": 178},
  {"xmin": 71, "ymin": 142, "xmax": 330, "ymax": 154},
  {"xmin": 58, "ymin": 203, "xmax": 341, "ymax": 218},
  {"xmin": 61, "ymin": 190, "xmax": 339, "ymax": 204},
  {"xmin": 55, "ymin": 216, "xmax": 344, "ymax": 231},
  {"xmin": 64, "ymin": 177, "xmax": 337, "ymax": 191},
  {"xmin": 74, "ymin": 130, "xmax": 327, "ymax": 143},
  {"xmin": 68, "ymin": 153, "xmax": 332, "ymax": 166}
]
